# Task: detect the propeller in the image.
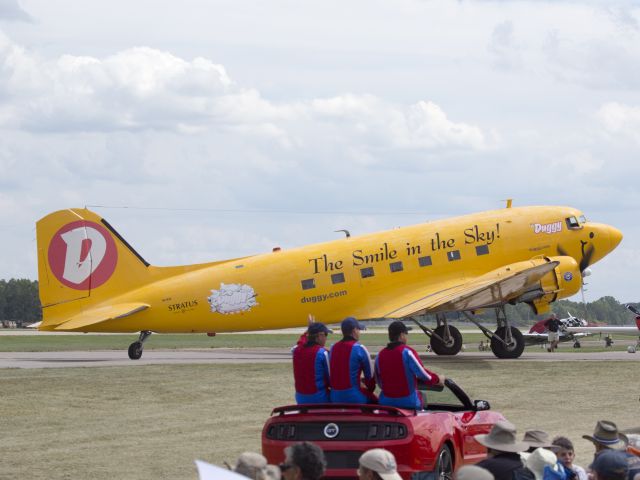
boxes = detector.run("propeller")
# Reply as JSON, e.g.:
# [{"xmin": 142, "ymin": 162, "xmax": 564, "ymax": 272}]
[
  {"xmin": 557, "ymin": 242, "xmax": 593, "ymax": 320},
  {"xmin": 579, "ymin": 241, "xmax": 595, "ymax": 272}
]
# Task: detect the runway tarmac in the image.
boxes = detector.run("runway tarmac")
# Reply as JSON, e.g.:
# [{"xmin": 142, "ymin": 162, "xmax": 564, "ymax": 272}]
[{"xmin": 1, "ymin": 347, "xmax": 639, "ymax": 368}]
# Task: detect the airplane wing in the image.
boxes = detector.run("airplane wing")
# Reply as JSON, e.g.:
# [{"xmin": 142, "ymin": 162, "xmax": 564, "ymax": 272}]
[
  {"xmin": 522, "ymin": 331, "xmax": 592, "ymax": 346},
  {"xmin": 54, "ymin": 303, "xmax": 150, "ymax": 331},
  {"xmin": 383, "ymin": 259, "xmax": 559, "ymax": 318},
  {"xmin": 566, "ymin": 325, "xmax": 640, "ymax": 335}
]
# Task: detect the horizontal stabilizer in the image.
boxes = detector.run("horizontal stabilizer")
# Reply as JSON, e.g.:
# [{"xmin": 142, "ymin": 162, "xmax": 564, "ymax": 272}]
[{"xmin": 54, "ymin": 303, "xmax": 149, "ymax": 331}]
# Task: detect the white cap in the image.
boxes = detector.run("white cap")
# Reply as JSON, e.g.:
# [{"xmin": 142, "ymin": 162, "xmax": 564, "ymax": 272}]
[{"xmin": 359, "ymin": 449, "xmax": 402, "ymax": 480}]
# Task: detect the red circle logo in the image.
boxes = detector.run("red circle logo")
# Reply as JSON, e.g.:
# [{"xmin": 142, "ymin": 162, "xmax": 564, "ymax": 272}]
[{"xmin": 48, "ymin": 220, "xmax": 118, "ymax": 290}]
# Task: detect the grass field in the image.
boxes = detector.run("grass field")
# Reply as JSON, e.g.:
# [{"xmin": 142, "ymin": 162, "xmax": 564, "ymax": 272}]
[
  {"xmin": 2, "ymin": 359, "xmax": 638, "ymax": 480},
  {"xmin": 0, "ymin": 330, "xmax": 636, "ymax": 352}
]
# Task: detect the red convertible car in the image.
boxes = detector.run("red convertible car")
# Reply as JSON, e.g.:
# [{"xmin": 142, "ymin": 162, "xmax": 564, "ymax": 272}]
[{"xmin": 262, "ymin": 379, "xmax": 505, "ymax": 480}]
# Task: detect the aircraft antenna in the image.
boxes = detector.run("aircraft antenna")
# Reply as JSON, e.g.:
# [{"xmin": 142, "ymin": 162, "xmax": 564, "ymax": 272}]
[{"xmin": 335, "ymin": 229, "xmax": 351, "ymax": 238}]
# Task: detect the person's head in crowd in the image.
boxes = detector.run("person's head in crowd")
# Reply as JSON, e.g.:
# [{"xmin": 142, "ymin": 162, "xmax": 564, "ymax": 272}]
[
  {"xmin": 626, "ymin": 433, "xmax": 640, "ymax": 457},
  {"xmin": 474, "ymin": 420, "xmax": 530, "ymax": 457},
  {"xmin": 526, "ymin": 448, "xmax": 565, "ymax": 480},
  {"xmin": 341, "ymin": 317, "xmax": 366, "ymax": 340},
  {"xmin": 590, "ymin": 450, "xmax": 629, "ymax": 480},
  {"xmin": 552, "ymin": 437, "xmax": 579, "ymax": 469},
  {"xmin": 455, "ymin": 465, "xmax": 495, "ymax": 480},
  {"xmin": 232, "ymin": 452, "xmax": 280, "ymax": 480},
  {"xmin": 524, "ymin": 430, "xmax": 559, "ymax": 454},
  {"xmin": 387, "ymin": 321, "xmax": 411, "ymax": 343},
  {"xmin": 280, "ymin": 442, "xmax": 326, "ymax": 480},
  {"xmin": 307, "ymin": 322, "xmax": 331, "ymax": 347},
  {"xmin": 358, "ymin": 449, "xmax": 402, "ymax": 480},
  {"xmin": 583, "ymin": 421, "xmax": 628, "ymax": 453}
]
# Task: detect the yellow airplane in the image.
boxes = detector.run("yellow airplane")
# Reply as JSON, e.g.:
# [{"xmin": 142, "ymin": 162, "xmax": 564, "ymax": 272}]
[{"xmin": 35, "ymin": 203, "xmax": 622, "ymax": 359}]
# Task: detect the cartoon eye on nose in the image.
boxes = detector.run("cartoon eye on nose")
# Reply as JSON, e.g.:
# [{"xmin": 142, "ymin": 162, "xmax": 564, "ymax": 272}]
[{"xmin": 589, "ymin": 232, "xmax": 594, "ymax": 239}]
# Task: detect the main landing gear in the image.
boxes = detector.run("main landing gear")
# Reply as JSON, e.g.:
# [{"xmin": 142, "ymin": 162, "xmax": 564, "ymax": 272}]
[
  {"xmin": 410, "ymin": 314, "xmax": 463, "ymax": 356},
  {"xmin": 462, "ymin": 306, "xmax": 525, "ymax": 359},
  {"xmin": 128, "ymin": 330, "xmax": 152, "ymax": 360},
  {"xmin": 411, "ymin": 306, "xmax": 526, "ymax": 359}
]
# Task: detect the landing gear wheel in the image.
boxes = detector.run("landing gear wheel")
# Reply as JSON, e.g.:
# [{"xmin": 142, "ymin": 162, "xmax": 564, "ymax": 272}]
[
  {"xmin": 128, "ymin": 341, "xmax": 143, "ymax": 360},
  {"xmin": 490, "ymin": 326, "xmax": 524, "ymax": 359},
  {"xmin": 435, "ymin": 445, "xmax": 454, "ymax": 480},
  {"xmin": 430, "ymin": 326, "xmax": 463, "ymax": 355},
  {"xmin": 573, "ymin": 340, "xmax": 581, "ymax": 348}
]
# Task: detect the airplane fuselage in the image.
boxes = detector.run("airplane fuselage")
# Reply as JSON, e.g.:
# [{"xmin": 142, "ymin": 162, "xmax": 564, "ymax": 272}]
[{"xmin": 39, "ymin": 205, "xmax": 621, "ymax": 334}]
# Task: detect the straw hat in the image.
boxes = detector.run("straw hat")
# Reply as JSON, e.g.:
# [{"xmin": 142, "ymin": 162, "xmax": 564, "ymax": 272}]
[
  {"xmin": 583, "ymin": 421, "xmax": 628, "ymax": 451},
  {"xmin": 474, "ymin": 420, "xmax": 530, "ymax": 453}
]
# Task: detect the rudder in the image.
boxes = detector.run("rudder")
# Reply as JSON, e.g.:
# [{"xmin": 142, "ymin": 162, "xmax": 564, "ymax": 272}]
[{"xmin": 36, "ymin": 208, "xmax": 152, "ymax": 328}]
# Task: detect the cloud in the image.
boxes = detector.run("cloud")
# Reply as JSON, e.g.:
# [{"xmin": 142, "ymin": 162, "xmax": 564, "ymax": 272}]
[
  {"xmin": 488, "ymin": 20, "xmax": 523, "ymax": 71},
  {"xmin": 0, "ymin": 0, "xmax": 31, "ymax": 22},
  {"xmin": 596, "ymin": 102, "xmax": 640, "ymax": 143},
  {"xmin": 543, "ymin": 27, "xmax": 640, "ymax": 90},
  {"xmin": 0, "ymin": 33, "xmax": 488, "ymax": 161}
]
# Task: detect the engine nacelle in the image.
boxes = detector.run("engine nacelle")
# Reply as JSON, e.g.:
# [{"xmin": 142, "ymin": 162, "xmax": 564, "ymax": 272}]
[{"xmin": 528, "ymin": 256, "xmax": 582, "ymax": 314}]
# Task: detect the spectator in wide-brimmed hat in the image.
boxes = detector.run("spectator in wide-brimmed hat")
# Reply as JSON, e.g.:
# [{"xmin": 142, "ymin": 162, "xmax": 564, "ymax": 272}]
[
  {"xmin": 585, "ymin": 422, "xmax": 640, "ymax": 480},
  {"xmin": 523, "ymin": 431, "xmax": 560, "ymax": 453},
  {"xmin": 475, "ymin": 420, "xmax": 534, "ymax": 480},
  {"xmin": 584, "ymin": 421, "xmax": 628, "ymax": 452}
]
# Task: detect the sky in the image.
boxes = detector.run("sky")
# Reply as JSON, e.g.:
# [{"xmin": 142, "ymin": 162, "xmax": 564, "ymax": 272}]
[{"xmin": 0, "ymin": 0, "xmax": 639, "ymax": 303}]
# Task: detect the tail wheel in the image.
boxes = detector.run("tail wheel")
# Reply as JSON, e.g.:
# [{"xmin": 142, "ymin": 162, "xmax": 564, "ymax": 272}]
[
  {"xmin": 128, "ymin": 341, "xmax": 143, "ymax": 360},
  {"xmin": 435, "ymin": 445, "xmax": 454, "ymax": 480},
  {"xmin": 490, "ymin": 326, "xmax": 525, "ymax": 359},
  {"xmin": 430, "ymin": 326, "xmax": 463, "ymax": 355}
]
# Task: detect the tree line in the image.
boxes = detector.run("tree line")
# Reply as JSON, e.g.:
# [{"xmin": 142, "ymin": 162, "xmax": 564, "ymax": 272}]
[
  {"xmin": 0, "ymin": 278, "xmax": 637, "ymax": 328},
  {"xmin": 423, "ymin": 296, "xmax": 639, "ymax": 326},
  {"xmin": 0, "ymin": 279, "xmax": 42, "ymax": 326}
]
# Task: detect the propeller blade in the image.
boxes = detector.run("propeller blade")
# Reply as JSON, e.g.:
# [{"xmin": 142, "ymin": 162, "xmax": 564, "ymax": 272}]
[{"xmin": 579, "ymin": 244, "xmax": 595, "ymax": 272}]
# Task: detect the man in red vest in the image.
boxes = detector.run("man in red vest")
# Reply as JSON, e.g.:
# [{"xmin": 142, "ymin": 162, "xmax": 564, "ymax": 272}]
[
  {"xmin": 329, "ymin": 317, "xmax": 376, "ymax": 403},
  {"xmin": 375, "ymin": 320, "xmax": 444, "ymax": 409},
  {"xmin": 292, "ymin": 322, "xmax": 332, "ymax": 404}
]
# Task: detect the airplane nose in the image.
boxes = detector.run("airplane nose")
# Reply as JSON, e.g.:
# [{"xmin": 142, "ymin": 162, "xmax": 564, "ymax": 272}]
[{"xmin": 608, "ymin": 225, "xmax": 623, "ymax": 250}]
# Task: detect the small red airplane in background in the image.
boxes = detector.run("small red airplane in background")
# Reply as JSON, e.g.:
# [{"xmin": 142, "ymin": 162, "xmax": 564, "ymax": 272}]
[
  {"xmin": 566, "ymin": 304, "xmax": 640, "ymax": 348},
  {"xmin": 524, "ymin": 313, "xmax": 594, "ymax": 348}
]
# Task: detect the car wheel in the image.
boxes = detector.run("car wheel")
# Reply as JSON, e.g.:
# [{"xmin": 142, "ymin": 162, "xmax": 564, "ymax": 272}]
[
  {"xmin": 435, "ymin": 444, "xmax": 453, "ymax": 480},
  {"xmin": 430, "ymin": 326, "xmax": 463, "ymax": 355}
]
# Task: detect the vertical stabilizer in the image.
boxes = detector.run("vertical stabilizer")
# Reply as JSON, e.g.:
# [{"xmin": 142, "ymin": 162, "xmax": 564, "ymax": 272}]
[{"xmin": 36, "ymin": 208, "xmax": 151, "ymax": 328}]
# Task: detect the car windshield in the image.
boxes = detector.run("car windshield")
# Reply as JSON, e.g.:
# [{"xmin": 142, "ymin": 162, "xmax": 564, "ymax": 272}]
[{"xmin": 419, "ymin": 379, "xmax": 472, "ymax": 411}]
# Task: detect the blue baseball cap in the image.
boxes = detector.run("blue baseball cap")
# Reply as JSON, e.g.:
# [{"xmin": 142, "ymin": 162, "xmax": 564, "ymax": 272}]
[
  {"xmin": 590, "ymin": 450, "xmax": 629, "ymax": 478},
  {"xmin": 341, "ymin": 317, "xmax": 366, "ymax": 334},
  {"xmin": 308, "ymin": 322, "xmax": 332, "ymax": 335}
]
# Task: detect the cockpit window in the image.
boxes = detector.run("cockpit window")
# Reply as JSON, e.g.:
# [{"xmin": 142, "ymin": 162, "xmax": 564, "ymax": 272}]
[
  {"xmin": 565, "ymin": 216, "xmax": 581, "ymax": 229},
  {"xmin": 579, "ymin": 215, "xmax": 587, "ymax": 224}
]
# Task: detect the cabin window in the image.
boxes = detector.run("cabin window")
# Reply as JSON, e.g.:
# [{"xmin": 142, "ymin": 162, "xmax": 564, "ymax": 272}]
[
  {"xmin": 331, "ymin": 273, "xmax": 345, "ymax": 284},
  {"xmin": 476, "ymin": 245, "xmax": 489, "ymax": 256},
  {"xmin": 447, "ymin": 250, "xmax": 461, "ymax": 262},
  {"xmin": 565, "ymin": 216, "xmax": 581, "ymax": 229},
  {"xmin": 579, "ymin": 215, "xmax": 587, "ymax": 224},
  {"xmin": 418, "ymin": 255, "xmax": 432, "ymax": 267},
  {"xmin": 301, "ymin": 278, "xmax": 316, "ymax": 290},
  {"xmin": 390, "ymin": 261, "xmax": 403, "ymax": 273},
  {"xmin": 360, "ymin": 267, "xmax": 375, "ymax": 278}
]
